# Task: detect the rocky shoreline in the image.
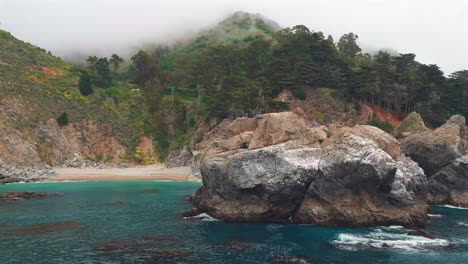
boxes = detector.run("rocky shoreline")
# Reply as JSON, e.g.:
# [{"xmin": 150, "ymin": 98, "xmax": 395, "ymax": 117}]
[{"xmin": 183, "ymin": 112, "xmax": 467, "ymax": 227}]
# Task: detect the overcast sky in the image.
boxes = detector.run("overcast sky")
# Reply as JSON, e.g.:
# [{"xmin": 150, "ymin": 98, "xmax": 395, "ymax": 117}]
[{"xmin": 0, "ymin": 0, "xmax": 467, "ymax": 74}]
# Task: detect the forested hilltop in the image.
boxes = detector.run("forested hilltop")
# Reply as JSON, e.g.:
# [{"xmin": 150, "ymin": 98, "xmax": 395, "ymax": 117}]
[
  {"xmin": 1, "ymin": 11, "xmax": 467, "ymax": 165},
  {"xmin": 83, "ymin": 11, "xmax": 463, "ymax": 159}
]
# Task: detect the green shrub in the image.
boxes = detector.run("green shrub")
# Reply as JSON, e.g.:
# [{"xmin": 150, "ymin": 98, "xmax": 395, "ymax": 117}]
[
  {"xmin": 368, "ymin": 117, "xmax": 394, "ymax": 133},
  {"xmin": 78, "ymin": 71, "xmax": 93, "ymax": 96},
  {"xmin": 266, "ymin": 100, "xmax": 290, "ymax": 112},
  {"xmin": 293, "ymin": 87, "xmax": 307, "ymax": 100},
  {"xmin": 56, "ymin": 112, "xmax": 69, "ymax": 126}
]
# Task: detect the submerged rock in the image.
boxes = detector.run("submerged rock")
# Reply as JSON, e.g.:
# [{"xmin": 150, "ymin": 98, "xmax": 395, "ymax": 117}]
[
  {"xmin": 0, "ymin": 191, "xmax": 62, "ymax": 199},
  {"xmin": 94, "ymin": 241, "xmax": 132, "ymax": 252},
  {"xmin": 143, "ymin": 235, "xmax": 179, "ymax": 242},
  {"xmin": 218, "ymin": 237, "xmax": 257, "ymax": 252},
  {"xmin": 190, "ymin": 125, "xmax": 428, "ymax": 227},
  {"xmin": 143, "ymin": 189, "xmax": 158, "ymax": 193},
  {"xmin": 7, "ymin": 221, "xmax": 81, "ymax": 235}
]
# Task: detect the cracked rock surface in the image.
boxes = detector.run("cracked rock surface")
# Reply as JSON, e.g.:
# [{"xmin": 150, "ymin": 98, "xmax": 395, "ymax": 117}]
[{"xmin": 190, "ymin": 118, "xmax": 428, "ymax": 227}]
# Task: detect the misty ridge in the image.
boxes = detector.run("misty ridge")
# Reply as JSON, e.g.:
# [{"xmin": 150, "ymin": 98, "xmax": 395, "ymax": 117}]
[
  {"xmin": 1, "ymin": 0, "xmax": 466, "ymax": 74},
  {"xmin": 53, "ymin": 11, "xmax": 397, "ymax": 67}
]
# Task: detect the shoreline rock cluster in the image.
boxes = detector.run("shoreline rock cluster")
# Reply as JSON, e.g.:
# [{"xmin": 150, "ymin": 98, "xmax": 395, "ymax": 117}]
[
  {"xmin": 401, "ymin": 115, "xmax": 468, "ymax": 207},
  {"xmin": 185, "ymin": 112, "xmax": 467, "ymax": 227}
]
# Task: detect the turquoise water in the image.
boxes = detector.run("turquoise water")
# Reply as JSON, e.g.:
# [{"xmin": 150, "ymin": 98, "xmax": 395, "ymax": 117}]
[{"xmin": 0, "ymin": 181, "xmax": 467, "ymax": 264}]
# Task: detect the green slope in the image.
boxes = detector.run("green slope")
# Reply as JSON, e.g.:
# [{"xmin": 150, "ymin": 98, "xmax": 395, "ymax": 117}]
[{"xmin": 0, "ymin": 29, "xmax": 148, "ymax": 158}]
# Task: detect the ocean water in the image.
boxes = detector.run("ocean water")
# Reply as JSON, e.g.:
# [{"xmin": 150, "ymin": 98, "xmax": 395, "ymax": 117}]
[{"xmin": 0, "ymin": 181, "xmax": 467, "ymax": 264}]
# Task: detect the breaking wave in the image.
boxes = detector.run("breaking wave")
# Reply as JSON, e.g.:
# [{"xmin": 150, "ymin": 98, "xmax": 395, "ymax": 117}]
[
  {"xmin": 331, "ymin": 229, "xmax": 450, "ymax": 252},
  {"xmin": 428, "ymin": 214, "xmax": 444, "ymax": 217},
  {"xmin": 439, "ymin": 205, "xmax": 468, "ymax": 210},
  {"xmin": 183, "ymin": 213, "xmax": 220, "ymax": 222},
  {"xmin": 457, "ymin": 222, "xmax": 468, "ymax": 227}
]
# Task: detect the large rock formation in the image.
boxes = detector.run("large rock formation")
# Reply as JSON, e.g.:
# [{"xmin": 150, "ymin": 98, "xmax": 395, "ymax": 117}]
[
  {"xmin": 189, "ymin": 114, "xmax": 429, "ymax": 227},
  {"xmin": 401, "ymin": 115, "xmax": 465, "ymax": 176},
  {"xmin": 401, "ymin": 114, "xmax": 468, "ymax": 207},
  {"xmin": 171, "ymin": 112, "xmax": 327, "ymax": 178},
  {"xmin": 427, "ymin": 155, "xmax": 468, "ymax": 206}
]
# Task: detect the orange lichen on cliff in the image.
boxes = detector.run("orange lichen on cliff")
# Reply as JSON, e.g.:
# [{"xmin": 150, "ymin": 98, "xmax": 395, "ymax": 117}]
[
  {"xmin": 360, "ymin": 103, "xmax": 403, "ymax": 126},
  {"xmin": 41, "ymin": 66, "xmax": 65, "ymax": 76}
]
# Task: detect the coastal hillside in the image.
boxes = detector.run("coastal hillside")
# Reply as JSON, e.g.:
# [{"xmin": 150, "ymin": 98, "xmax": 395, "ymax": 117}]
[
  {"xmin": 143, "ymin": 12, "xmax": 467, "ymax": 160},
  {"xmin": 0, "ymin": 30, "xmax": 154, "ymax": 181},
  {"xmin": 1, "ymin": 11, "xmax": 467, "ymax": 181}
]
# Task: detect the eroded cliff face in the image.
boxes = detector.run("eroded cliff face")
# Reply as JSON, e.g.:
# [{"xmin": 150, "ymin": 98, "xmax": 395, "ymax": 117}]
[
  {"xmin": 401, "ymin": 115, "xmax": 468, "ymax": 207},
  {"xmin": 0, "ymin": 96, "xmax": 154, "ymax": 182},
  {"xmin": 188, "ymin": 112, "xmax": 429, "ymax": 227}
]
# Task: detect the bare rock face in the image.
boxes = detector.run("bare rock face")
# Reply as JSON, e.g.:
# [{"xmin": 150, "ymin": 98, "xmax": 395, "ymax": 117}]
[
  {"xmin": 249, "ymin": 112, "xmax": 325, "ymax": 149},
  {"xmin": 179, "ymin": 112, "xmax": 327, "ymax": 178},
  {"xmin": 427, "ymin": 155, "xmax": 468, "ymax": 206},
  {"xmin": 191, "ymin": 127, "xmax": 428, "ymax": 227},
  {"xmin": 463, "ymin": 130, "xmax": 468, "ymax": 153},
  {"xmin": 165, "ymin": 146, "xmax": 194, "ymax": 168},
  {"xmin": 0, "ymin": 117, "xmax": 129, "ymax": 181},
  {"xmin": 401, "ymin": 115, "xmax": 465, "ymax": 177},
  {"xmin": 394, "ymin": 112, "xmax": 430, "ymax": 137},
  {"xmin": 294, "ymin": 133, "xmax": 427, "ymax": 227},
  {"xmin": 193, "ymin": 144, "xmax": 320, "ymax": 222},
  {"xmin": 326, "ymin": 125, "xmax": 401, "ymax": 159},
  {"xmin": 400, "ymin": 115, "xmax": 468, "ymax": 207}
]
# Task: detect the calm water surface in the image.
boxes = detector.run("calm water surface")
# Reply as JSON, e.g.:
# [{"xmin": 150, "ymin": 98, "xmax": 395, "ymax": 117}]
[{"xmin": 0, "ymin": 181, "xmax": 467, "ymax": 264}]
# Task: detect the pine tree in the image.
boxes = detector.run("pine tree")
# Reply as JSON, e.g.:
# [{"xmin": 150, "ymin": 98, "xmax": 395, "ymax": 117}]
[{"xmin": 78, "ymin": 71, "xmax": 93, "ymax": 96}]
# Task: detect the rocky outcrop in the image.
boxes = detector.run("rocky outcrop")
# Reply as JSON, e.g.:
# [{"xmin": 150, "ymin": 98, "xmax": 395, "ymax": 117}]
[
  {"xmin": 326, "ymin": 125, "xmax": 401, "ymax": 158},
  {"xmin": 172, "ymin": 112, "xmax": 328, "ymax": 178},
  {"xmin": 165, "ymin": 146, "xmax": 194, "ymax": 168},
  {"xmin": 248, "ymin": 112, "xmax": 326, "ymax": 149},
  {"xmin": 190, "ymin": 120, "xmax": 428, "ymax": 227},
  {"xmin": 401, "ymin": 115, "xmax": 465, "ymax": 176},
  {"xmin": 401, "ymin": 115, "xmax": 468, "ymax": 207},
  {"xmin": 394, "ymin": 112, "xmax": 430, "ymax": 137},
  {"xmin": 294, "ymin": 135, "xmax": 426, "ymax": 227},
  {"xmin": 427, "ymin": 155, "xmax": 468, "ymax": 206}
]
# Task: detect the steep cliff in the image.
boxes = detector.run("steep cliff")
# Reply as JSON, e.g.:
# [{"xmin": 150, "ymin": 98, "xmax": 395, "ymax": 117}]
[{"xmin": 0, "ymin": 30, "xmax": 154, "ymax": 182}]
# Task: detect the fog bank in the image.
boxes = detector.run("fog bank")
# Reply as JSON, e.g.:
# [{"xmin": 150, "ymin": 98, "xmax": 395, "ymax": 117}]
[{"xmin": 0, "ymin": 0, "xmax": 466, "ymax": 74}]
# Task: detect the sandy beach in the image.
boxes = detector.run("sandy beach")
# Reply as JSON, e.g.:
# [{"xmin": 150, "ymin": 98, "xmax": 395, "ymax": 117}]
[{"xmin": 51, "ymin": 164, "xmax": 194, "ymax": 182}]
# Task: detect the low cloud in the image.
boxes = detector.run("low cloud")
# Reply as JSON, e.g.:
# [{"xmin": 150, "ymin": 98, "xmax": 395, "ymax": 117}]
[{"xmin": 0, "ymin": 0, "xmax": 466, "ymax": 74}]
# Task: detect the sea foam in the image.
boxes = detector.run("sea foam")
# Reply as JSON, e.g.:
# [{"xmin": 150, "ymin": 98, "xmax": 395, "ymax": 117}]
[
  {"xmin": 331, "ymin": 230, "xmax": 450, "ymax": 252},
  {"xmin": 184, "ymin": 213, "xmax": 220, "ymax": 222},
  {"xmin": 440, "ymin": 205, "xmax": 468, "ymax": 210}
]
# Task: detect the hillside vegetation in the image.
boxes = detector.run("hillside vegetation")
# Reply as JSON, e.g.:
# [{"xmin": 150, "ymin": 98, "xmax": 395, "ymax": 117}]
[
  {"xmin": 0, "ymin": 29, "xmax": 151, "ymax": 164},
  {"xmin": 102, "ymin": 12, "xmax": 466, "ymax": 160},
  {"xmin": 1, "ymin": 11, "xmax": 467, "ymax": 164}
]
